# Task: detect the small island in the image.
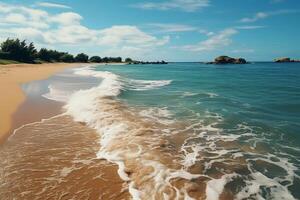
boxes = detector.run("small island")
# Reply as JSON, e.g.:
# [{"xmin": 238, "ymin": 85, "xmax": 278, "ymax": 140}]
[
  {"xmin": 206, "ymin": 56, "xmax": 247, "ymax": 64},
  {"xmin": 274, "ymin": 57, "xmax": 300, "ymax": 63}
]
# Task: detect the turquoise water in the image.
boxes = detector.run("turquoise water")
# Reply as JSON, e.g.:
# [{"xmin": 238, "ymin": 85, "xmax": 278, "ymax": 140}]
[
  {"xmin": 92, "ymin": 62, "xmax": 300, "ymax": 198},
  {"xmin": 5, "ymin": 62, "xmax": 299, "ymax": 199},
  {"xmin": 96, "ymin": 63, "xmax": 300, "ymax": 143}
]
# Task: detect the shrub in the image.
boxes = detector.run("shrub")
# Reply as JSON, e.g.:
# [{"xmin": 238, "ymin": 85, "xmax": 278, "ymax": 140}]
[
  {"xmin": 89, "ymin": 56, "xmax": 102, "ymax": 63},
  {"xmin": 75, "ymin": 53, "xmax": 89, "ymax": 63}
]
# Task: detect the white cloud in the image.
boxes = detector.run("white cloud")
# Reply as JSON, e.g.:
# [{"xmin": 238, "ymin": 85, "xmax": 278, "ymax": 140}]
[
  {"xmin": 148, "ymin": 24, "xmax": 216, "ymax": 36},
  {"xmin": 199, "ymin": 29, "xmax": 215, "ymax": 36},
  {"xmin": 180, "ymin": 28, "xmax": 237, "ymax": 52},
  {"xmin": 36, "ymin": 2, "xmax": 71, "ymax": 9},
  {"xmin": 97, "ymin": 26, "xmax": 169, "ymax": 47},
  {"xmin": 132, "ymin": 0, "xmax": 210, "ymax": 12},
  {"xmin": 236, "ymin": 25, "xmax": 265, "ymax": 30},
  {"xmin": 50, "ymin": 12, "xmax": 82, "ymax": 25},
  {"xmin": 148, "ymin": 23, "xmax": 197, "ymax": 33},
  {"xmin": 44, "ymin": 25, "xmax": 96, "ymax": 44},
  {"xmin": 0, "ymin": 2, "xmax": 49, "ymax": 28},
  {"xmin": 0, "ymin": 2, "xmax": 13, "ymax": 13},
  {"xmin": 240, "ymin": 12, "xmax": 268, "ymax": 23},
  {"xmin": 240, "ymin": 10, "xmax": 299, "ymax": 23},
  {"xmin": 4, "ymin": 13, "xmax": 27, "ymax": 24},
  {"xmin": 0, "ymin": 2, "xmax": 169, "ymax": 58},
  {"xmin": 6, "ymin": 27, "xmax": 48, "ymax": 44}
]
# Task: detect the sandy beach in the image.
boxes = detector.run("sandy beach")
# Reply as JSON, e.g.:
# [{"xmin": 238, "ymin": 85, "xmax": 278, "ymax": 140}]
[
  {"xmin": 0, "ymin": 62, "xmax": 299, "ymax": 199},
  {"xmin": 0, "ymin": 63, "xmax": 130, "ymax": 199},
  {"xmin": 0, "ymin": 63, "xmax": 85, "ymax": 143}
]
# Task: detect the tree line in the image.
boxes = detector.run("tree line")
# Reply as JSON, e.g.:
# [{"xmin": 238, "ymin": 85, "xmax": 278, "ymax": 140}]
[{"xmin": 0, "ymin": 38, "xmax": 130, "ymax": 63}]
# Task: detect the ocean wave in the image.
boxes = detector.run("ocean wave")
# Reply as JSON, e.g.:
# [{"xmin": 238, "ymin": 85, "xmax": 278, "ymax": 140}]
[
  {"xmin": 64, "ymin": 68, "xmax": 206, "ymax": 199},
  {"xmin": 63, "ymin": 66, "xmax": 299, "ymax": 200},
  {"xmin": 124, "ymin": 79, "xmax": 172, "ymax": 91},
  {"xmin": 181, "ymin": 91, "xmax": 219, "ymax": 98},
  {"xmin": 73, "ymin": 66, "xmax": 172, "ymax": 92},
  {"xmin": 181, "ymin": 92, "xmax": 198, "ymax": 97},
  {"xmin": 42, "ymin": 85, "xmax": 72, "ymax": 102},
  {"xmin": 138, "ymin": 107, "xmax": 175, "ymax": 125}
]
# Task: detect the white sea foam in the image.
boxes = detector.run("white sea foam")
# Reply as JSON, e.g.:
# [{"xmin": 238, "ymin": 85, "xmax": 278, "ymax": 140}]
[
  {"xmin": 139, "ymin": 107, "xmax": 174, "ymax": 125},
  {"xmin": 9, "ymin": 113, "xmax": 66, "ymax": 141},
  {"xmin": 181, "ymin": 91, "xmax": 219, "ymax": 98},
  {"xmin": 64, "ymin": 67, "xmax": 198, "ymax": 199},
  {"xmin": 206, "ymin": 173, "xmax": 237, "ymax": 200},
  {"xmin": 207, "ymin": 92, "xmax": 218, "ymax": 98},
  {"xmin": 73, "ymin": 66, "xmax": 172, "ymax": 91},
  {"xmin": 42, "ymin": 85, "xmax": 72, "ymax": 102},
  {"xmin": 125, "ymin": 79, "xmax": 172, "ymax": 91},
  {"xmin": 179, "ymin": 110, "xmax": 299, "ymax": 200},
  {"xmin": 182, "ymin": 92, "xmax": 198, "ymax": 97},
  {"xmin": 63, "ymin": 66, "xmax": 299, "ymax": 200},
  {"xmin": 236, "ymin": 172, "xmax": 295, "ymax": 200}
]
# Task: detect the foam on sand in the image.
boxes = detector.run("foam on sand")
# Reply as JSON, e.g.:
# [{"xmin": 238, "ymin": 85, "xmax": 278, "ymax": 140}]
[
  {"xmin": 64, "ymin": 67, "xmax": 206, "ymax": 199},
  {"xmin": 42, "ymin": 84, "xmax": 71, "ymax": 102},
  {"xmin": 63, "ymin": 66, "xmax": 299, "ymax": 200}
]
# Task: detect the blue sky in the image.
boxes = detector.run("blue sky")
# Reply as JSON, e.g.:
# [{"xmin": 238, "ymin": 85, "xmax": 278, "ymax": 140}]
[{"xmin": 0, "ymin": 0, "xmax": 299, "ymax": 61}]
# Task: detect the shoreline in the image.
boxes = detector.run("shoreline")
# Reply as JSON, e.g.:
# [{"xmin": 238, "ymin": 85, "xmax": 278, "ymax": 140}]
[
  {"xmin": 0, "ymin": 62, "xmax": 132, "ymax": 199},
  {"xmin": 0, "ymin": 62, "xmax": 299, "ymax": 199},
  {"xmin": 0, "ymin": 63, "xmax": 88, "ymax": 144}
]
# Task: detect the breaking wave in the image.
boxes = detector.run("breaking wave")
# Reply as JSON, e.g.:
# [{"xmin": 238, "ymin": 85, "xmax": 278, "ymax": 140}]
[{"xmin": 47, "ymin": 66, "xmax": 299, "ymax": 199}]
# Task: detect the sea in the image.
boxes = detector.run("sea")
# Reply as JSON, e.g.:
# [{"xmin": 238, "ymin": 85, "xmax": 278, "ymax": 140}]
[{"xmin": 0, "ymin": 62, "xmax": 299, "ymax": 200}]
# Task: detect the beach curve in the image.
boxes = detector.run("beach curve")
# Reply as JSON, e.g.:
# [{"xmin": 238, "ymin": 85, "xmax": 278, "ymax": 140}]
[{"xmin": 0, "ymin": 63, "xmax": 87, "ymax": 143}]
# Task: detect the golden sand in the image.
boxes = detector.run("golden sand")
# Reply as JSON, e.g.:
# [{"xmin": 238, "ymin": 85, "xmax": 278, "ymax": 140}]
[
  {"xmin": 0, "ymin": 115, "xmax": 129, "ymax": 199},
  {"xmin": 0, "ymin": 62, "xmax": 130, "ymax": 199},
  {"xmin": 0, "ymin": 63, "xmax": 85, "ymax": 143}
]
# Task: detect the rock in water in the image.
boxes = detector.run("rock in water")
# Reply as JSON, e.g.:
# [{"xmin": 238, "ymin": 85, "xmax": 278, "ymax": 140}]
[
  {"xmin": 275, "ymin": 57, "xmax": 291, "ymax": 62},
  {"xmin": 206, "ymin": 56, "xmax": 247, "ymax": 64},
  {"xmin": 215, "ymin": 56, "xmax": 235, "ymax": 64},
  {"xmin": 235, "ymin": 58, "xmax": 247, "ymax": 64},
  {"xmin": 274, "ymin": 57, "xmax": 300, "ymax": 63}
]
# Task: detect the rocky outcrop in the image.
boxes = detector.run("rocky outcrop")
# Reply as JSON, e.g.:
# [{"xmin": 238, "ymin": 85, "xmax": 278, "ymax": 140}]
[
  {"xmin": 274, "ymin": 57, "xmax": 300, "ymax": 63},
  {"xmin": 206, "ymin": 56, "xmax": 247, "ymax": 64},
  {"xmin": 234, "ymin": 58, "xmax": 247, "ymax": 64}
]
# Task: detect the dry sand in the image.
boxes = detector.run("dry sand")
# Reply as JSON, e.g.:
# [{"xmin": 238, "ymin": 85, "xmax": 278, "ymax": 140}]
[{"xmin": 0, "ymin": 63, "xmax": 86, "ymax": 143}]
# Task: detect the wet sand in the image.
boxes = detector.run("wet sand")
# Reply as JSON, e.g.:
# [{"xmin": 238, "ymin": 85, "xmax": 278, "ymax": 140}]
[
  {"xmin": 0, "ymin": 115, "xmax": 129, "ymax": 200},
  {"xmin": 1, "ymin": 63, "xmax": 292, "ymax": 199},
  {"xmin": 0, "ymin": 63, "xmax": 86, "ymax": 143},
  {"xmin": 0, "ymin": 63, "xmax": 130, "ymax": 199}
]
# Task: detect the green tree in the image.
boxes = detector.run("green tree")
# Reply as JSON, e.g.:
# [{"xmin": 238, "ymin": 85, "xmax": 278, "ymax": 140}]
[
  {"xmin": 102, "ymin": 57, "xmax": 109, "ymax": 63},
  {"xmin": 75, "ymin": 53, "xmax": 89, "ymax": 62},
  {"xmin": 114, "ymin": 57, "xmax": 122, "ymax": 63},
  {"xmin": 101, "ymin": 57, "xmax": 122, "ymax": 63},
  {"xmin": 0, "ymin": 38, "xmax": 37, "ymax": 62},
  {"xmin": 37, "ymin": 48, "xmax": 51, "ymax": 62},
  {"xmin": 89, "ymin": 56, "xmax": 102, "ymax": 63},
  {"xmin": 0, "ymin": 37, "xmax": 128, "ymax": 64},
  {"xmin": 27, "ymin": 42, "xmax": 37, "ymax": 60},
  {"xmin": 125, "ymin": 58, "xmax": 133, "ymax": 63},
  {"xmin": 60, "ymin": 53, "xmax": 74, "ymax": 62}
]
